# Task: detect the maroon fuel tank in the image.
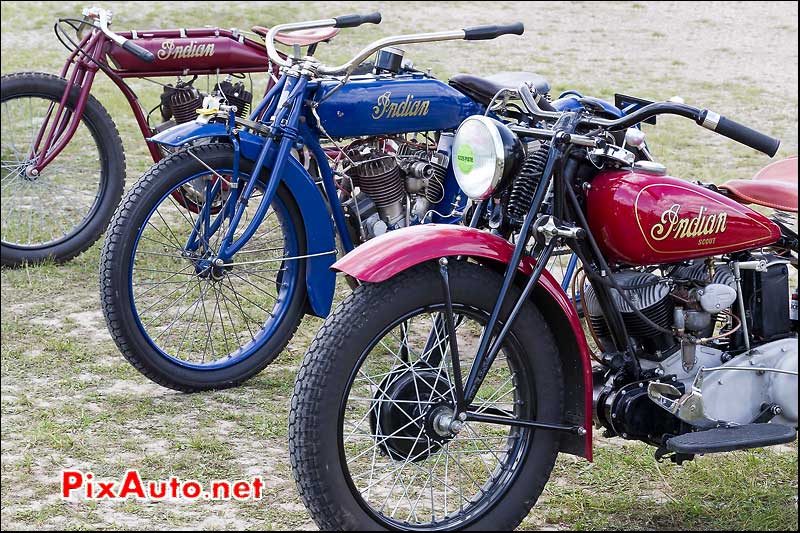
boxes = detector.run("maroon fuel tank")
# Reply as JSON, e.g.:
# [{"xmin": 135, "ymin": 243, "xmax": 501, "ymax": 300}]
[
  {"xmin": 106, "ymin": 28, "xmax": 269, "ymax": 73},
  {"xmin": 586, "ymin": 169, "xmax": 781, "ymax": 266}
]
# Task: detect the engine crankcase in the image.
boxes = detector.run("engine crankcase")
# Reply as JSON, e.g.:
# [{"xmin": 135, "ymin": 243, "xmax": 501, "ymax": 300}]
[{"xmin": 702, "ymin": 337, "xmax": 798, "ymax": 426}]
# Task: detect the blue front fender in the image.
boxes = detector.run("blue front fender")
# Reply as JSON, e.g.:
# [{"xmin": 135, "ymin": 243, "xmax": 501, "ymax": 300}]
[
  {"xmin": 149, "ymin": 121, "xmax": 231, "ymax": 147},
  {"xmin": 150, "ymin": 121, "xmax": 337, "ymax": 318}
]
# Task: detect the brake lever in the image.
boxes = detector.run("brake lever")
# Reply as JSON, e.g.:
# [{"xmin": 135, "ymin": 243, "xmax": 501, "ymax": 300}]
[{"xmin": 518, "ymin": 82, "xmax": 560, "ymax": 120}]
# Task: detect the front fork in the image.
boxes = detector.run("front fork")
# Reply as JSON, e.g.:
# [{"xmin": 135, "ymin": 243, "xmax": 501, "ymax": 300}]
[
  {"xmin": 431, "ymin": 137, "xmax": 585, "ymax": 437},
  {"xmin": 183, "ymin": 74, "xmax": 304, "ymax": 267},
  {"xmin": 27, "ymin": 31, "xmax": 103, "ymax": 176}
]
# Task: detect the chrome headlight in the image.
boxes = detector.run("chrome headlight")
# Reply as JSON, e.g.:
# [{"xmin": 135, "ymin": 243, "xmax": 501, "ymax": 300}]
[{"xmin": 452, "ymin": 115, "xmax": 523, "ymax": 200}]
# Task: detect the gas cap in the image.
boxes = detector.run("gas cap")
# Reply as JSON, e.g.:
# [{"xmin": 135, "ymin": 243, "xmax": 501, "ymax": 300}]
[{"xmin": 632, "ymin": 160, "xmax": 667, "ymax": 175}]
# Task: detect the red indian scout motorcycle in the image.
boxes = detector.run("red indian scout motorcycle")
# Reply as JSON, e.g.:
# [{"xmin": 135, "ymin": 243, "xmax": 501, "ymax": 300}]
[
  {"xmin": 288, "ymin": 82, "xmax": 798, "ymax": 529},
  {"xmin": 0, "ymin": 6, "xmax": 330, "ymax": 266}
]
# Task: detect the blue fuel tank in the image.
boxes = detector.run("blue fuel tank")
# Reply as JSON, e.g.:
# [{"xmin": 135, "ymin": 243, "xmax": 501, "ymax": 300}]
[{"xmin": 310, "ymin": 74, "xmax": 483, "ymax": 138}]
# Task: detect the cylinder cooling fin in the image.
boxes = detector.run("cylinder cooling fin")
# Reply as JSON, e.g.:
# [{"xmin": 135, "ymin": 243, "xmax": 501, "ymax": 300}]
[
  {"xmin": 162, "ymin": 83, "xmax": 204, "ymax": 124},
  {"xmin": 346, "ymin": 146, "xmax": 404, "ymax": 210},
  {"xmin": 396, "ymin": 144, "xmax": 447, "ymax": 204},
  {"xmin": 670, "ymin": 262, "xmax": 736, "ymax": 288},
  {"xmin": 583, "ymin": 271, "xmax": 677, "ymax": 359},
  {"xmin": 215, "ymin": 80, "xmax": 252, "ymax": 118}
]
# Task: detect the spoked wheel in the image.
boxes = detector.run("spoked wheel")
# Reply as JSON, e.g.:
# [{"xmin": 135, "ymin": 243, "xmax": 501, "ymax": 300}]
[
  {"xmin": 290, "ymin": 261, "xmax": 564, "ymax": 530},
  {"xmin": 1, "ymin": 72, "xmax": 125, "ymax": 266},
  {"xmin": 101, "ymin": 144, "xmax": 307, "ymax": 391}
]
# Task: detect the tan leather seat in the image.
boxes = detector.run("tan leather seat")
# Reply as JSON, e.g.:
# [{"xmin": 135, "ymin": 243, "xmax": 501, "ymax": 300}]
[
  {"xmin": 720, "ymin": 156, "xmax": 798, "ymax": 212},
  {"xmin": 251, "ymin": 26, "xmax": 340, "ymax": 46}
]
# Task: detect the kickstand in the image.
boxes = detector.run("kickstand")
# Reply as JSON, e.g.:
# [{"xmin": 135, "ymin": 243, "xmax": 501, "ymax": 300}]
[{"xmin": 655, "ymin": 446, "xmax": 695, "ymax": 465}]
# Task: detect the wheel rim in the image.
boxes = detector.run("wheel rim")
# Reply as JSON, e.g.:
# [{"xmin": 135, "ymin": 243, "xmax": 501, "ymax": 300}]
[
  {"xmin": 1, "ymin": 93, "xmax": 106, "ymax": 249},
  {"xmin": 128, "ymin": 169, "xmax": 300, "ymax": 370},
  {"xmin": 338, "ymin": 305, "xmax": 535, "ymax": 529}
]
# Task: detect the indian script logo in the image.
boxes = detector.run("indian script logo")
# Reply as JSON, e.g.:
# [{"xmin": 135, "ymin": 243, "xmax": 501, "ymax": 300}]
[
  {"xmin": 650, "ymin": 203, "xmax": 728, "ymax": 242},
  {"xmin": 371, "ymin": 91, "xmax": 430, "ymax": 120},
  {"xmin": 157, "ymin": 40, "xmax": 215, "ymax": 61}
]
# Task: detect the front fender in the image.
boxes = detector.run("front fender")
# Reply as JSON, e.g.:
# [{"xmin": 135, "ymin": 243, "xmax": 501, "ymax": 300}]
[
  {"xmin": 149, "ymin": 121, "xmax": 232, "ymax": 147},
  {"xmin": 281, "ymin": 156, "xmax": 337, "ymax": 318},
  {"xmin": 334, "ymin": 224, "xmax": 594, "ymax": 460},
  {"xmin": 151, "ymin": 122, "xmax": 337, "ymax": 317},
  {"xmin": 149, "ymin": 121, "xmax": 270, "ymax": 162}
]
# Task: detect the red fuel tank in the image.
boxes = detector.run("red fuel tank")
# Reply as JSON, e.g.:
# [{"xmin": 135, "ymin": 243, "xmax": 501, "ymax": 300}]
[
  {"xmin": 586, "ymin": 169, "xmax": 781, "ymax": 266},
  {"xmin": 106, "ymin": 28, "xmax": 269, "ymax": 73}
]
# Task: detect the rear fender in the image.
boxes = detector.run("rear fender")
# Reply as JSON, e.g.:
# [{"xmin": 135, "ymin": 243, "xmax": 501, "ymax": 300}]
[
  {"xmin": 151, "ymin": 122, "xmax": 337, "ymax": 317},
  {"xmin": 334, "ymin": 224, "xmax": 594, "ymax": 460}
]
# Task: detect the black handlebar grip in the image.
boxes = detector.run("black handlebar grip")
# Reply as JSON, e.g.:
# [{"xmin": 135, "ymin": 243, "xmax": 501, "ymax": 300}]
[
  {"xmin": 333, "ymin": 12, "xmax": 382, "ymax": 28},
  {"xmin": 706, "ymin": 112, "xmax": 781, "ymax": 157},
  {"xmin": 463, "ymin": 22, "xmax": 524, "ymax": 41},
  {"xmin": 122, "ymin": 40, "xmax": 155, "ymax": 63}
]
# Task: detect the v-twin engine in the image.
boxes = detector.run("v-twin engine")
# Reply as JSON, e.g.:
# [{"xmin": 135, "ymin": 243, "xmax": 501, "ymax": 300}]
[
  {"xmin": 154, "ymin": 76, "xmax": 253, "ymax": 133},
  {"xmin": 592, "ymin": 255, "xmax": 798, "ymax": 446},
  {"xmin": 341, "ymin": 137, "xmax": 452, "ymax": 242}
]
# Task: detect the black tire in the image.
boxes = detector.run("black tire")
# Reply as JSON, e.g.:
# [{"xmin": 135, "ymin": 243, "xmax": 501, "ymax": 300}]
[
  {"xmin": 1, "ymin": 72, "xmax": 125, "ymax": 266},
  {"xmin": 289, "ymin": 260, "xmax": 564, "ymax": 530},
  {"xmin": 100, "ymin": 144, "xmax": 307, "ymax": 392}
]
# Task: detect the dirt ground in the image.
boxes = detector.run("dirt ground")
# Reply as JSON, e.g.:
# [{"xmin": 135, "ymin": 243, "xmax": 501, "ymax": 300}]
[{"xmin": 1, "ymin": 1, "xmax": 797, "ymax": 530}]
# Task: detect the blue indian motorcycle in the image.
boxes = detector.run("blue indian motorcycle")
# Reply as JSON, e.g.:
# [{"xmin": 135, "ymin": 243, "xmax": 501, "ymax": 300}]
[{"xmin": 99, "ymin": 12, "xmax": 628, "ymax": 391}]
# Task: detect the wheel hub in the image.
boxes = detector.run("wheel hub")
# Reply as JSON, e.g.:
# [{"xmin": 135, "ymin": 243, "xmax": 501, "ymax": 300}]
[
  {"xmin": 191, "ymin": 255, "xmax": 232, "ymax": 280},
  {"xmin": 429, "ymin": 405, "xmax": 465, "ymax": 439},
  {"xmin": 370, "ymin": 365, "xmax": 455, "ymax": 462},
  {"xmin": 23, "ymin": 164, "xmax": 39, "ymax": 181}
]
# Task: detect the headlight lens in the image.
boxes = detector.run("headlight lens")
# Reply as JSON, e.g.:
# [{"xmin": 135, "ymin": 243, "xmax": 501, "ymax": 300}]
[{"xmin": 452, "ymin": 115, "xmax": 523, "ymax": 200}]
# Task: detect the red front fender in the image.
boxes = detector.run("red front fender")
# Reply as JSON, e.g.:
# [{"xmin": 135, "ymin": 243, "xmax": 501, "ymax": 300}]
[{"xmin": 335, "ymin": 224, "xmax": 594, "ymax": 460}]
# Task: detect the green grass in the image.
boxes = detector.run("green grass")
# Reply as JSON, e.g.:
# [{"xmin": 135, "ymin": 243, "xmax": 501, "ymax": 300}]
[{"xmin": 2, "ymin": 0, "xmax": 798, "ymax": 530}]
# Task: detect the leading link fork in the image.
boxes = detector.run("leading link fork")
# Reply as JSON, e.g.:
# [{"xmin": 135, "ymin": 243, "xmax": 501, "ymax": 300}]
[{"xmin": 438, "ymin": 257, "xmax": 467, "ymax": 416}]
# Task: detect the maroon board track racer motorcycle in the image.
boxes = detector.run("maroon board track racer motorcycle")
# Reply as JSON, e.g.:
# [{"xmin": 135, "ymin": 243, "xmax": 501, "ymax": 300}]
[
  {"xmin": 0, "ymin": 6, "xmax": 336, "ymax": 266},
  {"xmin": 288, "ymin": 80, "xmax": 798, "ymax": 529}
]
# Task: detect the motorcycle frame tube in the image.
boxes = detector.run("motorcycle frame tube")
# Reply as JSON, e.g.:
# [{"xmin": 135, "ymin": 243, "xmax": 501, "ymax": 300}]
[
  {"xmin": 216, "ymin": 68, "xmax": 357, "ymax": 262},
  {"xmin": 199, "ymin": 69, "xmax": 356, "ymax": 261},
  {"xmin": 299, "ymin": 121, "xmax": 356, "ymax": 253},
  {"xmin": 332, "ymin": 223, "xmax": 594, "ymax": 460},
  {"xmin": 31, "ymin": 26, "xmax": 279, "ymax": 173},
  {"xmin": 28, "ymin": 32, "xmax": 92, "ymax": 159}
]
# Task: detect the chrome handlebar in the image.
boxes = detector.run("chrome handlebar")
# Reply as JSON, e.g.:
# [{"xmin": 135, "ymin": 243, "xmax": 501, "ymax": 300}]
[
  {"xmin": 93, "ymin": 8, "xmax": 122, "ymax": 45},
  {"xmin": 265, "ymin": 14, "xmax": 523, "ymax": 76},
  {"xmin": 319, "ymin": 30, "xmax": 468, "ymax": 76},
  {"xmin": 84, "ymin": 6, "xmax": 154, "ymax": 62},
  {"xmin": 265, "ymin": 17, "xmax": 465, "ymax": 75}
]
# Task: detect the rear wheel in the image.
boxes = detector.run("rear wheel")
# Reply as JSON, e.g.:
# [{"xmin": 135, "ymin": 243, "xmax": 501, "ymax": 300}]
[
  {"xmin": 1, "ymin": 72, "xmax": 125, "ymax": 266},
  {"xmin": 290, "ymin": 260, "xmax": 564, "ymax": 530}
]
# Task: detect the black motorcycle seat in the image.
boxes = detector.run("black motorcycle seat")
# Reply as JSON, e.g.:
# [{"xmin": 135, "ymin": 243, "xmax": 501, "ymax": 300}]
[{"xmin": 449, "ymin": 72, "xmax": 551, "ymax": 105}]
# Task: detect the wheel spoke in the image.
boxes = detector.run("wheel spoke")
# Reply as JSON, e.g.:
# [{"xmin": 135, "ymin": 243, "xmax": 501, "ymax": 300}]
[{"xmin": 1, "ymin": 92, "xmax": 104, "ymax": 248}]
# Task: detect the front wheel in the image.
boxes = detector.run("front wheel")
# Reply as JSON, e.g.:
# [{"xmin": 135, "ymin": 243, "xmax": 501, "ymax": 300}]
[
  {"xmin": 100, "ymin": 144, "xmax": 307, "ymax": 392},
  {"xmin": 289, "ymin": 260, "xmax": 564, "ymax": 530},
  {"xmin": 1, "ymin": 72, "xmax": 125, "ymax": 266}
]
